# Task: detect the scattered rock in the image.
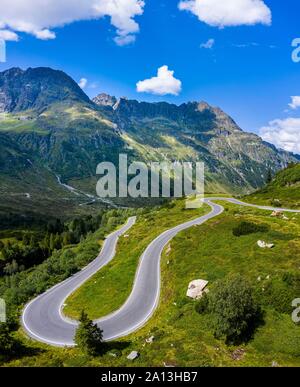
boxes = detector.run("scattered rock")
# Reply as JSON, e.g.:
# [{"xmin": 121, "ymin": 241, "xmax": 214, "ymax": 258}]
[
  {"xmin": 146, "ymin": 336, "xmax": 155, "ymax": 344},
  {"xmin": 163, "ymin": 362, "xmax": 175, "ymax": 367},
  {"xmin": 271, "ymin": 211, "xmax": 289, "ymax": 221},
  {"xmin": 127, "ymin": 351, "xmax": 139, "ymax": 360},
  {"xmin": 271, "ymin": 211, "xmax": 283, "ymax": 218},
  {"xmin": 266, "ymin": 275, "xmax": 270, "ymax": 280},
  {"xmin": 124, "ymin": 234, "xmax": 129, "ymax": 238},
  {"xmin": 186, "ymin": 279, "xmax": 209, "ymax": 299},
  {"xmin": 166, "ymin": 244, "xmax": 171, "ymax": 256},
  {"xmin": 272, "ymin": 361, "xmax": 279, "ymax": 367},
  {"xmin": 257, "ymin": 276, "xmax": 261, "ymax": 282},
  {"xmin": 257, "ymin": 240, "xmax": 274, "ymax": 249},
  {"xmin": 231, "ymin": 348, "xmax": 246, "ymax": 361}
]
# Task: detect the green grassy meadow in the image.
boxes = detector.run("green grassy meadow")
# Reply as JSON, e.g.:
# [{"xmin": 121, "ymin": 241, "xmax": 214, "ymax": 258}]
[
  {"xmin": 64, "ymin": 200, "xmax": 210, "ymax": 319},
  {"xmin": 3, "ymin": 199, "xmax": 300, "ymax": 367}
]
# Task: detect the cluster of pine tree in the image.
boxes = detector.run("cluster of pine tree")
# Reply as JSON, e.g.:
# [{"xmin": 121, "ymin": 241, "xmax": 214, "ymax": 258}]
[
  {"xmin": 0, "ymin": 213, "xmax": 106, "ymax": 276},
  {"xmin": 0, "ymin": 207, "xmax": 142, "ymax": 363}
]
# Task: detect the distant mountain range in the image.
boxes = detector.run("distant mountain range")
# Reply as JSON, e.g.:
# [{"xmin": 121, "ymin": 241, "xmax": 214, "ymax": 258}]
[{"xmin": 0, "ymin": 67, "xmax": 298, "ymax": 217}]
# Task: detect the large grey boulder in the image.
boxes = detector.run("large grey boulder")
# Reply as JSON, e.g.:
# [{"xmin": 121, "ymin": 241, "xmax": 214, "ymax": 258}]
[
  {"xmin": 186, "ymin": 279, "xmax": 209, "ymax": 299},
  {"xmin": 127, "ymin": 351, "xmax": 139, "ymax": 360}
]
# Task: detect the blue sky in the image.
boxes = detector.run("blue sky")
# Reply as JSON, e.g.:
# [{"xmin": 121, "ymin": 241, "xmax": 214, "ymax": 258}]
[{"xmin": 0, "ymin": 0, "xmax": 300, "ymax": 153}]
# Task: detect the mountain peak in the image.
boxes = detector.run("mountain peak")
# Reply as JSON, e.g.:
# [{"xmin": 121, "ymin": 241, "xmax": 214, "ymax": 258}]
[
  {"xmin": 93, "ymin": 93, "xmax": 117, "ymax": 108},
  {"xmin": 195, "ymin": 101, "xmax": 212, "ymax": 111},
  {"xmin": 2, "ymin": 67, "xmax": 24, "ymax": 76},
  {"xmin": 0, "ymin": 67, "xmax": 90, "ymax": 113}
]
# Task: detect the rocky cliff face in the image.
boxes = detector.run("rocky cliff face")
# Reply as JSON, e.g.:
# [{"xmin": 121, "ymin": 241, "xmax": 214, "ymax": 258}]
[
  {"xmin": 93, "ymin": 93, "xmax": 117, "ymax": 108},
  {"xmin": 94, "ymin": 96, "xmax": 240, "ymax": 132}
]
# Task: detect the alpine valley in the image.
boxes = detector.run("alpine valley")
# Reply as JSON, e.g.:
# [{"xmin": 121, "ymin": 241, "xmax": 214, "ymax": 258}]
[{"xmin": 0, "ymin": 67, "xmax": 298, "ymax": 223}]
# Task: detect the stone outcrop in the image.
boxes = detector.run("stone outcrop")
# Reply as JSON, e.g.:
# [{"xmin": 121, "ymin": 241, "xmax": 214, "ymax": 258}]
[
  {"xmin": 186, "ymin": 279, "xmax": 209, "ymax": 299},
  {"xmin": 257, "ymin": 240, "xmax": 274, "ymax": 249}
]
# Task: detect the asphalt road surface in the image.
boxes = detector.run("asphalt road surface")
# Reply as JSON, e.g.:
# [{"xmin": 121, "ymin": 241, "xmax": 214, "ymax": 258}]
[{"xmin": 21, "ymin": 198, "xmax": 300, "ymax": 346}]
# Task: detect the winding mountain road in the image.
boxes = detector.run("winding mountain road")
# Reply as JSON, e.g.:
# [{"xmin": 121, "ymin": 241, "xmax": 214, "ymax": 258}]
[{"xmin": 21, "ymin": 198, "xmax": 300, "ymax": 347}]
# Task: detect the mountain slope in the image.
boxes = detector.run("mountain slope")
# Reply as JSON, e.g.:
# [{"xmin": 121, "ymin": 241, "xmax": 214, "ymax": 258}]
[
  {"xmin": 95, "ymin": 96, "xmax": 297, "ymax": 192},
  {"xmin": 0, "ymin": 66, "xmax": 298, "ymax": 218},
  {"xmin": 0, "ymin": 67, "xmax": 90, "ymax": 113},
  {"xmin": 245, "ymin": 163, "xmax": 300, "ymax": 208}
]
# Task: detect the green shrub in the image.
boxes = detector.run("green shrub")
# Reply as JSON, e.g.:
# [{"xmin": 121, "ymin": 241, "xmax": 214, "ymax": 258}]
[
  {"xmin": 208, "ymin": 275, "xmax": 262, "ymax": 344},
  {"xmin": 0, "ymin": 322, "xmax": 19, "ymax": 355},
  {"xmin": 195, "ymin": 293, "xmax": 209, "ymax": 314},
  {"xmin": 270, "ymin": 199, "xmax": 282, "ymax": 207},
  {"xmin": 232, "ymin": 221, "xmax": 269, "ymax": 237},
  {"xmin": 75, "ymin": 311, "xmax": 103, "ymax": 356}
]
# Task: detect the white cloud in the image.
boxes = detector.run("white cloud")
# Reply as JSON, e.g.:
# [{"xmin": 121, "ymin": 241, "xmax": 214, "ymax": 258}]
[
  {"xmin": 0, "ymin": 0, "xmax": 144, "ymax": 45},
  {"xmin": 260, "ymin": 118, "xmax": 300, "ymax": 154},
  {"xmin": 178, "ymin": 0, "xmax": 271, "ymax": 28},
  {"xmin": 35, "ymin": 29, "xmax": 56, "ymax": 40},
  {"xmin": 78, "ymin": 78, "xmax": 88, "ymax": 89},
  {"xmin": 0, "ymin": 29, "xmax": 19, "ymax": 41},
  {"xmin": 136, "ymin": 66, "xmax": 182, "ymax": 96},
  {"xmin": 289, "ymin": 96, "xmax": 300, "ymax": 110},
  {"xmin": 114, "ymin": 34, "xmax": 136, "ymax": 46},
  {"xmin": 200, "ymin": 38, "xmax": 215, "ymax": 49}
]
